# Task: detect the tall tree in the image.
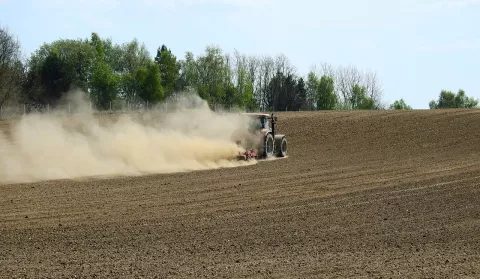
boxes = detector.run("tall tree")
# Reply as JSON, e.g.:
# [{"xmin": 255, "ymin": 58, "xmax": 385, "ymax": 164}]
[
  {"xmin": 265, "ymin": 71, "xmax": 283, "ymax": 111},
  {"xmin": 305, "ymin": 71, "xmax": 318, "ymax": 110},
  {"xmin": 39, "ymin": 47, "xmax": 68, "ymax": 105},
  {"xmin": 364, "ymin": 71, "xmax": 383, "ymax": 109},
  {"xmin": 453, "ymin": 89, "xmax": 478, "ymax": 108},
  {"xmin": 195, "ymin": 45, "xmax": 230, "ymax": 107},
  {"xmin": 177, "ymin": 51, "xmax": 198, "ymax": 93},
  {"xmin": 90, "ymin": 61, "xmax": 119, "ymax": 110},
  {"xmin": 101, "ymin": 36, "xmax": 137, "ymax": 109},
  {"xmin": 316, "ymin": 75, "xmax": 337, "ymax": 110},
  {"xmin": 154, "ymin": 45, "xmax": 179, "ymax": 98},
  {"xmin": 231, "ymin": 50, "xmax": 258, "ymax": 110},
  {"xmin": 89, "ymin": 32, "xmax": 119, "ymax": 110},
  {"xmin": 337, "ymin": 66, "xmax": 361, "ymax": 108},
  {"xmin": 257, "ymin": 56, "xmax": 275, "ymax": 111},
  {"xmin": 101, "ymin": 37, "xmax": 124, "ymax": 73},
  {"xmin": 0, "ymin": 26, "xmax": 24, "ymax": 107},
  {"xmin": 294, "ymin": 77, "xmax": 307, "ymax": 110},
  {"xmin": 246, "ymin": 56, "xmax": 259, "ymax": 110},
  {"xmin": 281, "ymin": 73, "xmax": 296, "ymax": 111},
  {"xmin": 136, "ymin": 61, "xmax": 164, "ymax": 105},
  {"xmin": 25, "ymin": 38, "xmax": 96, "ymax": 106},
  {"xmin": 266, "ymin": 71, "xmax": 303, "ymax": 111},
  {"xmin": 351, "ymin": 84, "xmax": 375, "ymax": 109},
  {"xmin": 119, "ymin": 39, "xmax": 150, "ymax": 74}
]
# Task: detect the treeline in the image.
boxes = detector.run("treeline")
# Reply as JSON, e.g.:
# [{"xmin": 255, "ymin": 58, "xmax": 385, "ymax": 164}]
[
  {"xmin": 0, "ymin": 27, "xmax": 385, "ymax": 112},
  {"xmin": 1, "ymin": 26, "xmax": 478, "ymax": 112}
]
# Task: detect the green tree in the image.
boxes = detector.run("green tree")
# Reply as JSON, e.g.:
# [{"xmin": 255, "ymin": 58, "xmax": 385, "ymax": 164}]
[
  {"xmin": 437, "ymin": 90, "xmax": 455, "ymax": 108},
  {"xmin": 25, "ymin": 38, "xmax": 96, "ymax": 106},
  {"xmin": 0, "ymin": 26, "xmax": 24, "ymax": 107},
  {"xmin": 243, "ymin": 81, "xmax": 257, "ymax": 111},
  {"xmin": 119, "ymin": 39, "xmax": 150, "ymax": 73},
  {"xmin": 136, "ymin": 61, "xmax": 164, "ymax": 105},
  {"xmin": 429, "ymin": 89, "xmax": 478, "ymax": 109},
  {"xmin": 154, "ymin": 45, "xmax": 179, "ymax": 98},
  {"xmin": 39, "ymin": 47, "xmax": 68, "ymax": 104},
  {"xmin": 90, "ymin": 62, "xmax": 119, "ymax": 110},
  {"xmin": 195, "ymin": 45, "xmax": 230, "ymax": 106},
  {"xmin": 176, "ymin": 51, "xmax": 198, "ymax": 92},
  {"xmin": 117, "ymin": 39, "xmax": 151, "ymax": 102},
  {"xmin": 119, "ymin": 72, "xmax": 138, "ymax": 103},
  {"xmin": 101, "ymin": 37, "xmax": 124, "ymax": 73},
  {"xmin": 294, "ymin": 77, "xmax": 307, "ymax": 110},
  {"xmin": 231, "ymin": 51, "xmax": 258, "ymax": 110},
  {"xmin": 257, "ymin": 56, "xmax": 275, "ymax": 111},
  {"xmin": 282, "ymin": 74, "xmax": 297, "ymax": 111},
  {"xmin": 389, "ymin": 98, "xmax": 412, "ymax": 110},
  {"xmin": 90, "ymin": 32, "xmax": 104, "ymax": 60},
  {"xmin": 454, "ymin": 89, "xmax": 478, "ymax": 108},
  {"xmin": 266, "ymin": 71, "xmax": 284, "ymax": 111},
  {"xmin": 266, "ymin": 71, "xmax": 304, "ymax": 111},
  {"xmin": 88, "ymin": 33, "xmax": 119, "ymax": 110},
  {"xmin": 316, "ymin": 75, "xmax": 337, "ymax": 110},
  {"xmin": 223, "ymin": 83, "xmax": 236, "ymax": 110},
  {"xmin": 305, "ymin": 71, "xmax": 318, "ymax": 110},
  {"xmin": 350, "ymin": 84, "xmax": 365, "ymax": 109},
  {"xmin": 351, "ymin": 84, "xmax": 375, "ymax": 109},
  {"xmin": 232, "ymin": 51, "xmax": 248, "ymax": 109}
]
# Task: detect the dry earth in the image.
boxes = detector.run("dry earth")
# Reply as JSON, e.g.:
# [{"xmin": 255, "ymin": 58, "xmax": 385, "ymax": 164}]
[{"xmin": 1, "ymin": 109, "xmax": 480, "ymax": 278}]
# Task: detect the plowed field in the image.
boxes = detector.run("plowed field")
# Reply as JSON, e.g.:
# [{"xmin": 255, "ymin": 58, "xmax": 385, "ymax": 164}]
[{"xmin": 1, "ymin": 109, "xmax": 480, "ymax": 278}]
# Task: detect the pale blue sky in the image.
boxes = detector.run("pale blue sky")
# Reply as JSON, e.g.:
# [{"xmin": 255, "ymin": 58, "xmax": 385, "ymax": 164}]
[{"xmin": 1, "ymin": 0, "xmax": 479, "ymax": 109}]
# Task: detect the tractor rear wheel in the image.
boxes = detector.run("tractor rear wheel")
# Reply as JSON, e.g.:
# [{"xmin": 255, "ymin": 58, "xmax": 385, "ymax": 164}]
[
  {"xmin": 276, "ymin": 137, "xmax": 287, "ymax": 157},
  {"xmin": 263, "ymin": 133, "xmax": 274, "ymax": 158}
]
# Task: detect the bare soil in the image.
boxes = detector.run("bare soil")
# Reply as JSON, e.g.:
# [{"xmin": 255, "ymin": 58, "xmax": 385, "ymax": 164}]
[{"xmin": 1, "ymin": 109, "xmax": 480, "ymax": 278}]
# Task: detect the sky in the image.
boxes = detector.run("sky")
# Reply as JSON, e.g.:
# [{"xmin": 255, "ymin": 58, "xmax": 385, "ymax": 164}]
[{"xmin": 0, "ymin": 0, "xmax": 479, "ymax": 109}]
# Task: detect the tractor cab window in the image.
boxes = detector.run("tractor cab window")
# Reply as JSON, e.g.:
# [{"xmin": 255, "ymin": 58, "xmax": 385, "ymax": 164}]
[
  {"xmin": 248, "ymin": 117, "xmax": 269, "ymax": 131},
  {"xmin": 248, "ymin": 118, "xmax": 262, "ymax": 131},
  {"xmin": 262, "ymin": 117, "xmax": 270, "ymax": 130}
]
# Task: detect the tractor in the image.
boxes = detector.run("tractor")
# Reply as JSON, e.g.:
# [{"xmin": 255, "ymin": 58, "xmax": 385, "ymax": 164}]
[{"xmin": 235, "ymin": 113, "xmax": 288, "ymax": 161}]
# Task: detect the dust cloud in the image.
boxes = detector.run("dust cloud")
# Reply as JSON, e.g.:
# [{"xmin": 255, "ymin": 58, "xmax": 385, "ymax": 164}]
[{"xmin": 0, "ymin": 91, "xmax": 258, "ymax": 184}]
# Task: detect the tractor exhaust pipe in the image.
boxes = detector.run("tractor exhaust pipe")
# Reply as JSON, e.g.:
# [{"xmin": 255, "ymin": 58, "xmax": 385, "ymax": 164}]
[{"xmin": 271, "ymin": 113, "xmax": 276, "ymax": 137}]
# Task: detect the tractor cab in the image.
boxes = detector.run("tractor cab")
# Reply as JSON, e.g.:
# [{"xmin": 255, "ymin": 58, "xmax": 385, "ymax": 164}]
[{"xmin": 244, "ymin": 113, "xmax": 277, "ymax": 136}]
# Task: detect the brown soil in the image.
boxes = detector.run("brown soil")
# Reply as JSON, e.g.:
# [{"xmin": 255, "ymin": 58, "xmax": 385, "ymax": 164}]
[{"xmin": 1, "ymin": 109, "xmax": 480, "ymax": 278}]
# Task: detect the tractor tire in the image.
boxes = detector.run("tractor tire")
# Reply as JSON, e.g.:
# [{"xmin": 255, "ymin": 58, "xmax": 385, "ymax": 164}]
[
  {"xmin": 262, "ymin": 133, "xmax": 275, "ymax": 158},
  {"xmin": 276, "ymin": 136, "xmax": 287, "ymax": 157}
]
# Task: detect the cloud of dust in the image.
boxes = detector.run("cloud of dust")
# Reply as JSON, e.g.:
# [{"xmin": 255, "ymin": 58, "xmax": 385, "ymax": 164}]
[{"xmin": 0, "ymin": 91, "xmax": 260, "ymax": 184}]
